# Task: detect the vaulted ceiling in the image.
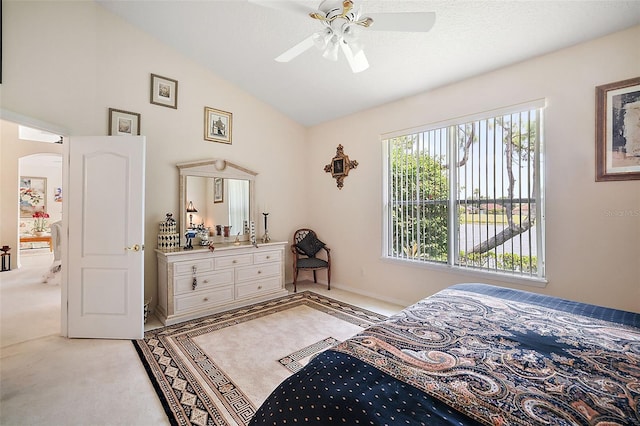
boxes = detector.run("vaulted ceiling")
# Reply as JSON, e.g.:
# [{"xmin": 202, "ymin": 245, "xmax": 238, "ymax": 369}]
[{"xmin": 96, "ymin": 1, "xmax": 640, "ymax": 126}]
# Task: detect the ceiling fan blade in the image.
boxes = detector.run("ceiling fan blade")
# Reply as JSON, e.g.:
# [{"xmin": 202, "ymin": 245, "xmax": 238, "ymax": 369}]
[
  {"xmin": 340, "ymin": 42, "xmax": 369, "ymax": 73},
  {"xmin": 247, "ymin": 0, "xmax": 316, "ymax": 16},
  {"xmin": 367, "ymin": 12, "xmax": 436, "ymax": 32},
  {"xmin": 275, "ymin": 35, "xmax": 316, "ymax": 62}
]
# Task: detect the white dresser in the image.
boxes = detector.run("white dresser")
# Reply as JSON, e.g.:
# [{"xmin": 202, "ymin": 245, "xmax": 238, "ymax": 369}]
[{"xmin": 155, "ymin": 241, "xmax": 288, "ymax": 325}]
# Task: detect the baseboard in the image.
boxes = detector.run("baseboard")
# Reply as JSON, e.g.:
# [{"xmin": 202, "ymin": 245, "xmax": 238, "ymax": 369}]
[{"xmin": 286, "ymin": 279, "xmax": 412, "ymax": 308}]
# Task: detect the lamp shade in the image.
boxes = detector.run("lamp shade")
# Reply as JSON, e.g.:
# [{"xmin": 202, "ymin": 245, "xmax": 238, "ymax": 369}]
[{"xmin": 186, "ymin": 201, "xmax": 198, "ymax": 213}]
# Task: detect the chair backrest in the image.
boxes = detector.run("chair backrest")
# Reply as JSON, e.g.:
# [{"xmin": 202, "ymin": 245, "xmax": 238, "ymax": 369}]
[{"xmin": 293, "ymin": 228, "xmax": 315, "ymax": 256}]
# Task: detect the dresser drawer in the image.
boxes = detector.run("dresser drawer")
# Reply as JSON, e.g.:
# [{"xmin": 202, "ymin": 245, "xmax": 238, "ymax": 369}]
[
  {"xmin": 253, "ymin": 250, "xmax": 282, "ymax": 264},
  {"xmin": 174, "ymin": 270, "xmax": 234, "ymax": 295},
  {"xmin": 156, "ymin": 242, "xmax": 288, "ymax": 325},
  {"xmin": 235, "ymin": 263, "xmax": 281, "ymax": 283},
  {"xmin": 235, "ymin": 277, "xmax": 281, "ymax": 299},
  {"xmin": 174, "ymin": 285, "xmax": 234, "ymax": 314},
  {"xmin": 173, "ymin": 258, "xmax": 215, "ymax": 276},
  {"xmin": 214, "ymin": 254, "xmax": 253, "ymax": 269}
]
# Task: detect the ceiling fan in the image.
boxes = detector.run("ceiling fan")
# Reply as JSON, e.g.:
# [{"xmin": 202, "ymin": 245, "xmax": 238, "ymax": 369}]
[{"xmin": 252, "ymin": 0, "xmax": 436, "ymax": 73}]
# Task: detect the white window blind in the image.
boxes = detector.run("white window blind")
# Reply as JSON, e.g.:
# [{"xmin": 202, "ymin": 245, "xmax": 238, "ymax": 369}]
[{"xmin": 384, "ymin": 102, "xmax": 544, "ymax": 279}]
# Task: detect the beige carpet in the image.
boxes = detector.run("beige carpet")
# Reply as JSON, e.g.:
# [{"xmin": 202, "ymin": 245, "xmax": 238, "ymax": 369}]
[
  {"xmin": 134, "ymin": 291, "xmax": 388, "ymax": 426},
  {"xmin": 0, "ymin": 250, "xmax": 60, "ymax": 348}
]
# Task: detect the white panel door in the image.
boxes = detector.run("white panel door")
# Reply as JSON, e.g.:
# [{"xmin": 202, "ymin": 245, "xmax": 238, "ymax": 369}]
[{"xmin": 66, "ymin": 136, "xmax": 145, "ymax": 339}]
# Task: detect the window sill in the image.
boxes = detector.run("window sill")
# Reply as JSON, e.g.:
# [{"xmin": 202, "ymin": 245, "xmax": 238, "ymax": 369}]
[{"xmin": 381, "ymin": 256, "xmax": 548, "ymax": 288}]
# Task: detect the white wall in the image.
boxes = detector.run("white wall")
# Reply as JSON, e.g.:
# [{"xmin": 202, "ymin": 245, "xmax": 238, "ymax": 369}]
[
  {"xmin": 1, "ymin": 1, "xmax": 308, "ymax": 304},
  {"xmin": 306, "ymin": 25, "xmax": 640, "ymax": 313}
]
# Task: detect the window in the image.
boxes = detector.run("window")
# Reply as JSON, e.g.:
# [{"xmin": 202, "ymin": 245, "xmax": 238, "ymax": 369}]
[{"xmin": 383, "ymin": 101, "xmax": 545, "ymax": 280}]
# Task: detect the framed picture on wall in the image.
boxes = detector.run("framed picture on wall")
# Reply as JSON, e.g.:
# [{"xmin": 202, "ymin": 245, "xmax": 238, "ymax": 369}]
[
  {"xmin": 19, "ymin": 176, "xmax": 47, "ymax": 217},
  {"xmin": 150, "ymin": 73, "xmax": 178, "ymax": 109},
  {"xmin": 214, "ymin": 177, "xmax": 224, "ymax": 203},
  {"xmin": 595, "ymin": 76, "xmax": 640, "ymax": 181},
  {"xmin": 204, "ymin": 107, "xmax": 232, "ymax": 144},
  {"xmin": 108, "ymin": 108, "xmax": 141, "ymax": 136}
]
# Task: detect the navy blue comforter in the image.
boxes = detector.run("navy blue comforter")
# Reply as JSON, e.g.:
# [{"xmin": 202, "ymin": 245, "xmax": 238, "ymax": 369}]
[{"xmin": 250, "ymin": 284, "xmax": 640, "ymax": 425}]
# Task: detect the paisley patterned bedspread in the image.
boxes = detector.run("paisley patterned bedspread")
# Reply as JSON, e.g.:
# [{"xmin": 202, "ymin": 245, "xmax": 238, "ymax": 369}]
[{"xmin": 250, "ymin": 283, "xmax": 640, "ymax": 425}]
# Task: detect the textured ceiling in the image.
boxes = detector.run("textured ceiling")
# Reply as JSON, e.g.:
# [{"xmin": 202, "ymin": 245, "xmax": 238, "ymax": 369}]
[{"xmin": 96, "ymin": 0, "xmax": 640, "ymax": 127}]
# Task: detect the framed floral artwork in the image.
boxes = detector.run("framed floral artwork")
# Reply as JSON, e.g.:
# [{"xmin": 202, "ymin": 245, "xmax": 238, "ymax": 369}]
[
  {"xmin": 204, "ymin": 107, "xmax": 232, "ymax": 144},
  {"xmin": 108, "ymin": 108, "xmax": 141, "ymax": 136},
  {"xmin": 150, "ymin": 73, "xmax": 178, "ymax": 109},
  {"xmin": 19, "ymin": 176, "xmax": 47, "ymax": 217},
  {"xmin": 595, "ymin": 76, "xmax": 640, "ymax": 181}
]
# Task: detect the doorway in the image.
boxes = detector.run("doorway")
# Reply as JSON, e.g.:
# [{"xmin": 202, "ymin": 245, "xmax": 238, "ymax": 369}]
[
  {"xmin": 0, "ymin": 117, "xmax": 66, "ymax": 347},
  {"xmin": 18, "ymin": 153, "xmax": 63, "ymax": 270}
]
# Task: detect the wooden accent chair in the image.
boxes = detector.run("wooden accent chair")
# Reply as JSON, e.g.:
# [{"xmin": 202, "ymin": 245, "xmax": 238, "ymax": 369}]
[{"xmin": 291, "ymin": 228, "xmax": 331, "ymax": 292}]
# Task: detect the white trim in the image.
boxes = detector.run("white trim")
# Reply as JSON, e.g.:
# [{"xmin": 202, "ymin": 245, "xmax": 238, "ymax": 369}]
[
  {"xmin": 381, "ymin": 256, "xmax": 548, "ymax": 288},
  {"xmin": 381, "ymin": 99, "xmax": 547, "ymax": 140},
  {"xmin": 447, "ymin": 125, "xmax": 457, "ymax": 266},
  {"xmin": 381, "ymin": 140, "xmax": 390, "ymax": 258},
  {"xmin": 536, "ymin": 111, "xmax": 546, "ymax": 277},
  {"xmin": 0, "ymin": 109, "xmax": 68, "ymax": 136},
  {"xmin": 318, "ymin": 281, "xmax": 415, "ymax": 308}
]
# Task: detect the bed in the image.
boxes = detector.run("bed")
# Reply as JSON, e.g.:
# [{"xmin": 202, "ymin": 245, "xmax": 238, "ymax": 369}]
[{"xmin": 250, "ymin": 283, "xmax": 640, "ymax": 425}]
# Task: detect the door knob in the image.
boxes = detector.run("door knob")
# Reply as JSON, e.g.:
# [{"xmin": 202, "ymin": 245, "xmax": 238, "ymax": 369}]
[{"xmin": 125, "ymin": 244, "xmax": 141, "ymax": 252}]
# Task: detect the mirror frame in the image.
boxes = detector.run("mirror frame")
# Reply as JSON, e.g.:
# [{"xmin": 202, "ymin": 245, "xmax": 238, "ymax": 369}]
[{"xmin": 177, "ymin": 159, "xmax": 257, "ymax": 240}]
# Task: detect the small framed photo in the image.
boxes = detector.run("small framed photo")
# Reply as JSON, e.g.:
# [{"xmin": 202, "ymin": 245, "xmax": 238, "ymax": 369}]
[
  {"xmin": 214, "ymin": 177, "xmax": 224, "ymax": 203},
  {"xmin": 108, "ymin": 108, "xmax": 141, "ymax": 136},
  {"xmin": 150, "ymin": 73, "xmax": 178, "ymax": 109},
  {"xmin": 205, "ymin": 106, "xmax": 232, "ymax": 144},
  {"xmin": 595, "ymin": 76, "xmax": 640, "ymax": 181}
]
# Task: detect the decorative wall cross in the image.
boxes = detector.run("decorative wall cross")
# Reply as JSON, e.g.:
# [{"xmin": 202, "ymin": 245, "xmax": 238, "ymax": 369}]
[{"xmin": 324, "ymin": 144, "xmax": 358, "ymax": 189}]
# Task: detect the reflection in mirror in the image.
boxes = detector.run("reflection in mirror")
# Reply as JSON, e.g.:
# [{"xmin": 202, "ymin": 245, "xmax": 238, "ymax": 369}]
[
  {"xmin": 177, "ymin": 158, "xmax": 257, "ymax": 243},
  {"xmin": 185, "ymin": 176, "xmax": 249, "ymax": 235}
]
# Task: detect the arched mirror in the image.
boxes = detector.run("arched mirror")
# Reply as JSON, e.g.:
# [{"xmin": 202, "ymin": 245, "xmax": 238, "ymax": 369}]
[{"xmin": 177, "ymin": 159, "xmax": 256, "ymax": 243}]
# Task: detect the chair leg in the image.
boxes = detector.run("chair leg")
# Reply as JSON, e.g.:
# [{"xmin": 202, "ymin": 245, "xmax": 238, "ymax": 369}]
[
  {"xmin": 327, "ymin": 267, "xmax": 330, "ymax": 290},
  {"xmin": 313, "ymin": 270, "xmax": 317, "ymax": 283},
  {"xmin": 293, "ymin": 267, "xmax": 298, "ymax": 293}
]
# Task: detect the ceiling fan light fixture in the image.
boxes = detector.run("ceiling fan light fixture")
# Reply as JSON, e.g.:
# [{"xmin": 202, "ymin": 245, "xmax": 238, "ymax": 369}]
[
  {"xmin": 341, "ymin": 24, "xmax": 360, "ymax": 43},
  {"xmin": 312, "ymin": 28, "xmax": 331, "ymax": 49},
  {"xmin": 322, "ymin": 40, "xmax": 340, "ymax": 61}
]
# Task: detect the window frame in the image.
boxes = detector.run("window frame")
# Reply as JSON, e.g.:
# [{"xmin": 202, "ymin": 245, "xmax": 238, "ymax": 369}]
[{"xmin": 381, "ymin": 100, "xmax": 546, "ymax": 286}]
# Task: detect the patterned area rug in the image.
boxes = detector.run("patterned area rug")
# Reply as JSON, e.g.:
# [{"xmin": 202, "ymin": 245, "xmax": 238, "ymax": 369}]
[{"xmin": 133, "ymin": 291, "xmax": 388, "ymax": 426}]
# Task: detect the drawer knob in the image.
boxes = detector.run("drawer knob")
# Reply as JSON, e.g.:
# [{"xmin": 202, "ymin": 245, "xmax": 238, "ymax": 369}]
[
  {"xmin": 203, "ymin": 279, "xmax": 209, "ymax": 284},
  {"xmin": 266, "ymin": 256, "xmax": 270, "ymax": 259},
  {"xmin": 257, "ymin": 270, "xmax": 262, "ymax": 274},
  {"xmin": 232, "ymin": 260, "xmax": 237, "ymax": 264},
  {"xmin": 258, "ymin": 285, "xmax": 262, "ymax": 290},
  {"xmin": 204, "ymin": 297, "xmax": 209, "ymax": 302}
]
